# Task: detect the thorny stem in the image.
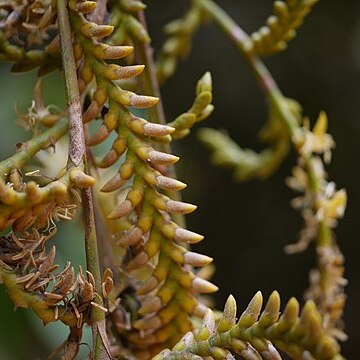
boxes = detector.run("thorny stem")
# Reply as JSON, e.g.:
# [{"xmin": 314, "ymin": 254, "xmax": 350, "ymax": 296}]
[
  {"xmin": 57, "ymin": 0, "xmax": 109, "ymax": 358},
  {"xmin": 0, "ymin": 118, "xmax": 69, "ymax": 178},
  {"xmin": 136, "ymin": 11, "xmax": 186, "ymax": 228}
]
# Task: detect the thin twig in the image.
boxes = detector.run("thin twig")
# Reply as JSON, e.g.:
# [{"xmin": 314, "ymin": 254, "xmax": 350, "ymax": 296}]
[
  {"xmin": 57, "ymin": 0, "xmax": 85, "ymax": 167},
  {"xmin": 56, "ymin": 1, "xmax": 110, "ymax": 358},
  {"xmin": 0, "ymin": 118, "xmax": 69, "ymax": 177}
]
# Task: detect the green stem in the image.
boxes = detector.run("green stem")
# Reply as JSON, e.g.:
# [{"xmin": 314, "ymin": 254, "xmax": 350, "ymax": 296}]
[
  {"xmin": 0, "ymin": 118, "xmax": 68, "ymax": 178},
  {"xmin": 306, "ymin": 157, "xmax": 334, "ymax": 293},
  {"xmin": 57, "ymin": 1, "xmax": 109, "ymax": 358},
  {"xmin": 306, "ymin": 157, "xmax": 332, "ymax": 240},
  {"xmin": 317, "ymin": 220, "xmax": 332, "ymax": 247},
  {"xmin": 82, "ymin": 186, "xmax": 111, "ymax": 359}
]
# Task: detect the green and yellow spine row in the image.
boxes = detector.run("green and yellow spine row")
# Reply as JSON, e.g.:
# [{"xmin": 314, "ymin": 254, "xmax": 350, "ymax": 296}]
[
  {"xmin": 153, "ymin": 291, "xmax": 343, "ymax": 360},
  {"xmin": 250, "ymin": 0, "xmax": 319, "ymax": 57},
  {"xmin": 156, "ymin": 4, "xmax": 205, "ymax": 84},
  {"xmin": 108, "ymin": 0, "xmax": 150, "ymax": 49},
  {"xmin": 0, "ymin": 116, "xmax": 96, "ymax": 232},
  {"xmin": 69, "ymin": 2, "xmax": 216, "ymax": 357},
  {"xmin": 198, "ymin": 98, "xmax": 301, "ymax": 182},
  {"xmin": 168, "ymin": 72, "xmax": 214, "ymax": 140}
]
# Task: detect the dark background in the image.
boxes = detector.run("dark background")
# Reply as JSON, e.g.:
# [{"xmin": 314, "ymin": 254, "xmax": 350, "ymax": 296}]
[{"xmin": 0, "ymin": 1, "xmax": 359, "ymax": 358}]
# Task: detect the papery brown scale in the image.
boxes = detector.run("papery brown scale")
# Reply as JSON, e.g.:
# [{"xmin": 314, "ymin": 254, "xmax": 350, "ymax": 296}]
[
  {"xmin": 16, "ymin": 273, "xmax": 35, "ymax": 284},
  {"xmin": 44, "ymin": 292, "xmax": 65, "ymax": 305},
  {"xmin": 81, "ymin": 281, "xmax": 94, "ymax": 303},
  {"xmin": 78, "ymin": 78, "xmax": 86, "ymax": 94},
  {"xmin": 102, "ymin": 276, "xmax": 114, "ymax": 298},
  {"xmin": 55, "ymin": 267, "xmax": 75, "ymax": 295},
  {"xmin": 33, "ymin": 202, "xmax": 56, "ymax": 228}
]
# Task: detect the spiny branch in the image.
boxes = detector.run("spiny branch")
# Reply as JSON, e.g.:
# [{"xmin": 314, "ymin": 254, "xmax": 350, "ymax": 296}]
[{"xmin": 154, "ymin": 292, "xmax": 344, "ymax": 360}]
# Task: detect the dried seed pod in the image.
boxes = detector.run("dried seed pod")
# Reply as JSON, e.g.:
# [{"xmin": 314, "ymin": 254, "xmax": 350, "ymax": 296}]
[{"xmin": 54, "ymin": 267, "xmax": 75, "ymax": 296}]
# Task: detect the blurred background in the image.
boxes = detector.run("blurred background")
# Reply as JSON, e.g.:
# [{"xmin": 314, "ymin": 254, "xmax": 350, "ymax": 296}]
[{"xmin": 1, "ymin": 0, "xmax": 359, "ymax": 358}]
